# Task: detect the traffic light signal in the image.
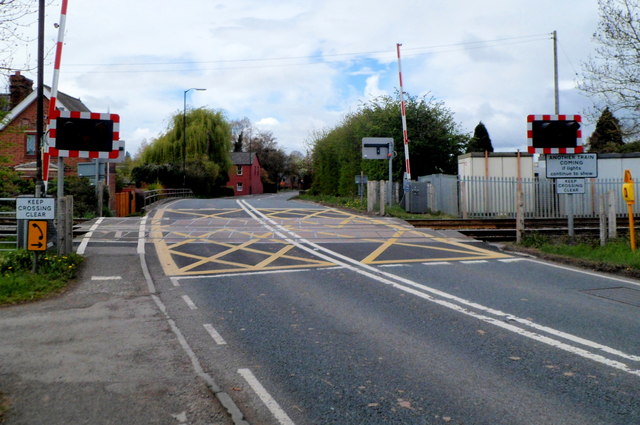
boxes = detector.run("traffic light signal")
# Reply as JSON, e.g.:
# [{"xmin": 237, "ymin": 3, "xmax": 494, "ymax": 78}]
[
  {"xmin": 527, "ymin": 115, "xmax": 583, "ymax": 154},
  {"xmin": 531, "ymin": 120, "xmax": 580, "ymax": 148},
  {"xmin": 55, "ymin": 117, "xmax": 114, "ymax": 152}
]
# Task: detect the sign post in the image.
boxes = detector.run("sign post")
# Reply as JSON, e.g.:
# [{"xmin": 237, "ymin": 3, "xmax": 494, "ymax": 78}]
[
  {"xmin": 623, "ymin": 169, "xmax": 636, "ymax": 251},
  {"xmin": 362, "ymin": 138, "xmax": 394, "ymax": 206},
  {"xmin": 529, "ymin": 115, "xmax": 588, "ymax": 237},
  {"xmin": 546, "ymin": 154, "xmax": 598, "ymax": 237}
]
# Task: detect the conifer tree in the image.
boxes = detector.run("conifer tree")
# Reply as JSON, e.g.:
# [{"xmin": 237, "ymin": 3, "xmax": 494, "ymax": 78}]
[
  {"xmin": 466, "ymin": 122, "xmax": 493, "ymax": 153},
  {"xmin": 588, "ymin": 107, "xmax": 624, "ymax": 153}
]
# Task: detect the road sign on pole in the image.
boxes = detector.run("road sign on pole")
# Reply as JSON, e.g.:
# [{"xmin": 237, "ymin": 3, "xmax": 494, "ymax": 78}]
[
  {"xmin": 545, "ymin": 153, "xmax": 598, "ymax": 179},
  {"xmin": 27, "ymin": 220, "xmax": 47, "ymax": 251},
  {"xmin": 16, "ymin": 197, "xmax": 55, "ymax": 220},
  {"xmin": 556, "ymin": 178, "xmax": 585, "ymax": 194}
]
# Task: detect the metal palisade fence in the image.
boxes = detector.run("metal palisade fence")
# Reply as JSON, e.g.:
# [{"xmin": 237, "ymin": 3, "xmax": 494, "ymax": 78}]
[{"xmin": 458, "ymin": 176, "xmax": 634, "ymax": 219}]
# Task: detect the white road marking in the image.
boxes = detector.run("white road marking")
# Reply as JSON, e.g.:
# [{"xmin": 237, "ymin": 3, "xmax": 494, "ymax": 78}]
[
  {"xmin": 238, "ymin": 368, "xmax": 295, "ymax": 425},
  {"xmin": 422, "ymin": 262, "xmax": 452, "ymax": 266},
  {"xmin": 526, "ymin": 257, "xmax": 640, "ymax": 289},
  {"xmin": 203, "ymin": 324, "xmax": 227, "ymax": 345},
  {"xmin": 238, "ymin": 200, "xmax": 640, "ymax": 377},
  {"xmin": 170, "ymin": 277, "xmax": 181, "ymax": 287},
  {"xmin": 137, "ymin": 215, "xmax": 147, "ymax": 254},
  {"xmin": 461, "ymin": 260, "xmax": 488, "ymax": 264},
  {"xmin": 498, "ymin": 258, "xmax": 526, "ymax": 263},
  {"xmin": 379, "ymin": 264, "xmax": 406, "ymax": 268},
  {"xmin": 91, "ymin": 276, "xmax": 122, "ymax": 281},
  {"xmin": 76, "ymin": 217, "xmax": 104, "ymax": 255},
  {"xmin": 182, "ymin": 295, "xmax": 198, "ymax": 310}
]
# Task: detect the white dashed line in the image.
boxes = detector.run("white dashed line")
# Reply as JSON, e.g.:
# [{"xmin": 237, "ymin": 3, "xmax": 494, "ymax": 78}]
[
  {"xmin": 238, "ymin": 368, "xmax": 295, "ymax": 425},
  {"xmin": 91, "ymin": 276, "xmax": 122, "ymax": 281},
  {"xmin": 422, "ymin": 262, "xmax": 452, "ymax": 266},
  {"xmin": 182, "ymin": 295, "xmax": 198, "ymax": 310},
  {"xmin": 499, "ymin": 258, "xmax": 526, "ymax": 263},
  {"xmin": 203, "ymin": 324, "xmax": 227, "ymax": 345},
  {"xmin": 460, "ymin": 260, "xmax": 489, "ymax": 264}
]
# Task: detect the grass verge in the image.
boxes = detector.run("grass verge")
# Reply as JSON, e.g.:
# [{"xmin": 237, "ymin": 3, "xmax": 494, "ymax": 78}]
[
  {"xmin": 508, "ymin": 233, "xmax": 640, "ymax": 277},
  {"xmin": 295, "ymin": 193, "xmax": 453, "ymax": 219},
  {"xmin": 0, "ymin": 250, "xmax": 84, "ymax": 305}
]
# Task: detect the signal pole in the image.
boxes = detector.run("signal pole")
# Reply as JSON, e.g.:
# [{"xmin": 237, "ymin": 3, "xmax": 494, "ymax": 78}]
[{"xmin": 552, "ymin": 30, "xmax": 559, "ymax": 115}]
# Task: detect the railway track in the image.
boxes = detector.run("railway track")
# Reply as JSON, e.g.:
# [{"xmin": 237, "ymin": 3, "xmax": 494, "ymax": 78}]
[{"xmin": 407, "ymin": 217, "xmax": 632, "ymax": 242}]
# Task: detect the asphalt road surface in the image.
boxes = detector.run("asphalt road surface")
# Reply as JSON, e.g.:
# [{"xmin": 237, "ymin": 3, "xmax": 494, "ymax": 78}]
[{"xmin": 133, "ymin": 192, "xmax": 640, "ymax": 425}]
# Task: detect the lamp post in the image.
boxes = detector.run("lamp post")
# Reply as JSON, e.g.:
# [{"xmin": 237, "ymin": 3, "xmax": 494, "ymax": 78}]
[{"xmin": 183, "ymin": 87, "xmax": 206, "ymax": 186}]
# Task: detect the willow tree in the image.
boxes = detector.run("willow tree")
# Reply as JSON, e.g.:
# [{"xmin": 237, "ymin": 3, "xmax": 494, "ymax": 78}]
[{"xmin": 137, "ymin": 108, "xmax": 232, "ymax": 194}]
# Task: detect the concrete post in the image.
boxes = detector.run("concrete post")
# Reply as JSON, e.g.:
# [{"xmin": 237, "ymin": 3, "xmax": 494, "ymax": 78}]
[
  {"xmin": 379, "ymin": 182, "xmax": 386, "ymax": 216},
  {"xmin": 599, "ymin": 194, "xmax": 607, "ymax": 246},
  {"xmin": 56, "ymin": 195, "xmax": 73, "ymax": 255},
  {"xmin": 608, "ymin": 190, "xmax": 617, "ymax": 239},
  {"xmin": 367, "ymin": 180, "xmax": 379, "ymax": 213}
]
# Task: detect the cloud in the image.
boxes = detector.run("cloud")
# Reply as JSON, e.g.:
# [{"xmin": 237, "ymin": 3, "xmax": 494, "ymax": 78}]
[
  {"xmin": 8, "ymin": 0, "xmax": 601, "ymax": 158},
  {"xmin": 255, "ymin": 117, "xmax": 280, "ymax": 127}
]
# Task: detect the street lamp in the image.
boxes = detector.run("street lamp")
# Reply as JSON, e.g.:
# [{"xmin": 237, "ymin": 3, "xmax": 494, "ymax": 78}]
[{"xmin": 183, "ymin": 87, "xmax": 206, "ymax": 186}]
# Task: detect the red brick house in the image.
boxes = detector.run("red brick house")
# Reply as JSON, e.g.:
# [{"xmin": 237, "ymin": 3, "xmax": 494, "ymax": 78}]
[
  {"xmin": 0, "ymin": 72, "xmax": 93, "ymax": 178},
  {"xmin": 227, "ymin": 152, "xmax": 263, "ymax": 196},
  {"xmin": 0, "ymin": 72, "xmax": 117, "ymax": 209}
]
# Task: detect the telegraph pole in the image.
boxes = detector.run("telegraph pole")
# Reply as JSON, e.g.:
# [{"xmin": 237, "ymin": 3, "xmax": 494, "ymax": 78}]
[
  {"xmin": 552, "ymin": 30, "xmax": 559, "ymax": 115},
  {"xmin": 36, "ymin": 0, "xmax": 45, "ymax": 197}
]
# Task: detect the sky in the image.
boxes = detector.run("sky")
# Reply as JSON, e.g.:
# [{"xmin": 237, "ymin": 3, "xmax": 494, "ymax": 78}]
[{"xmin": 8, "ymin": 0, "xmax": 602, "ymax": 158}]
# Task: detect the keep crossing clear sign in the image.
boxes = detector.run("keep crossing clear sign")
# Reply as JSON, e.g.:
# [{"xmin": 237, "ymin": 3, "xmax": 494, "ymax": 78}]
[
  {"xmin": 16, "ymin": 198, "xmax": 55, "ymax": 220},
  {"xmin": 556, "ymin": 178, "xmax": 585, "ymax": 194}
]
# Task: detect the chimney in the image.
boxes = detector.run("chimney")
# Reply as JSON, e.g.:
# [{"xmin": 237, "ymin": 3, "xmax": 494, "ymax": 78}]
[{"xmin": 9, "ymin": 71, "xmax": 34, "ymax": 110}]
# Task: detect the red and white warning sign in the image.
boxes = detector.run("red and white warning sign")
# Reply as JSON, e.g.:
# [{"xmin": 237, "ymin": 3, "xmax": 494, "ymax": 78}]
[{"xmin": 47, "ymin": 110, "xmax": 120, "ymax": 159}]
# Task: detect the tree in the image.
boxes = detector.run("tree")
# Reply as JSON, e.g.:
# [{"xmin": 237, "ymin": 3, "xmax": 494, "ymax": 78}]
[
  {"xmin": 466, "ymin": 122, "xmax": 493, "ymax": 153},
  {"xmin": 588, "ymin": 107, "xmax": 625, "ymax": 152},
  {"xmin": 0, "ymin": 1, "xmax": 50, "ymax": 72},
  {"xmin": 249, "ymin": 130, "xmax": 287, "ymax": 191},
  {"xmin": 309, "ymin": 93, "xmax": 469, "ymax": 196},
  {"xmin": 136, "ymin": 108, "xmax": 232, "ymax": 193},
  {"xmin": 580, "ymin": 0, "xmax": 640, "ymax": 136},
  {"xmin": 230, "ymin": 117, "xmax": 252, "ymax": 152}
]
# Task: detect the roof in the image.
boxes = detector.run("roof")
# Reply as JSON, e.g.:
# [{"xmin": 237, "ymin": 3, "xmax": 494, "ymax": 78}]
[
  {"xmin": 231, "ymin": 151, "xmax": 259, "ymax": 165},
  {"xmin": 0, "ymin": 86, "xmax": 90, "ymax": 131},
  {"xmin": 54, "ymin": 89, "xmax": 91, "ymax": 112}
]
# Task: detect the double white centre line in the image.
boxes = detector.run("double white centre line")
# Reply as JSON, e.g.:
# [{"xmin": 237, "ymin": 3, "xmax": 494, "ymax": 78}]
[{"xmin": 237, "ymin": 200, "xmax": 640, "ymax": 377}]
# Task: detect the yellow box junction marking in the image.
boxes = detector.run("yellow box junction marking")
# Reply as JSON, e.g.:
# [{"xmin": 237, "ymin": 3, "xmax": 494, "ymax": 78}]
[
  {"xmin": 153, "ymin": 207, "xmax": 510, "ymax": 276},
  {"xmin": 153, "ymin": 207, "xmax": 335, "ymax": 276}
]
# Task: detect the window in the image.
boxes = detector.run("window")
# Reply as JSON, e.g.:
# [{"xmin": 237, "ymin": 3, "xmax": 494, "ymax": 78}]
[
  {"xmin": 237, "ymin": 182, "xmax": 243, "ymax": 192},
  {"xmin": 236, "ymin": 165, "xmax": 243, "ymax": 176},
  {"xmin": 25, "ymin": 133, "xmax": 36, "ymax": 156}
]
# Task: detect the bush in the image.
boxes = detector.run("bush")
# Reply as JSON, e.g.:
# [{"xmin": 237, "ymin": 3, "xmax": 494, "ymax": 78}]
[
  {"xmin": 0, "ymin": 250, "xmax": 83, "ymax": 278},
  {"xmin": 0, "ymin": 250, "xmax": 84, "ymax": 304},
  {"xmin": 47, "ymin": 176, "xmax": 109, "ymax": 218}
]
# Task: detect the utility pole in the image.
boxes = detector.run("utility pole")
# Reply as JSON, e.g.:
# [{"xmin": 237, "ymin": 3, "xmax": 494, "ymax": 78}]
[
  {"xmin": 552, "ymin": 30, "xmax": 559, "ymax": 115},
  {"xmin": 36, "ymin": 0, "xmax": 45, "ymax": 197}
]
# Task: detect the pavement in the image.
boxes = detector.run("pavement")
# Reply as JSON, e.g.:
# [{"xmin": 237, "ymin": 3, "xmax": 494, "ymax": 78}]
[{"xmin": 0, "ymin": 238, "xmax": 234, "ymax": 424}]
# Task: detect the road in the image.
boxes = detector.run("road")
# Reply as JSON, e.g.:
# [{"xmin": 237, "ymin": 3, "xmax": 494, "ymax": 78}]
[{"xmin": 88, "ymin": 192, "xmax": 640, "ymax": 424}]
